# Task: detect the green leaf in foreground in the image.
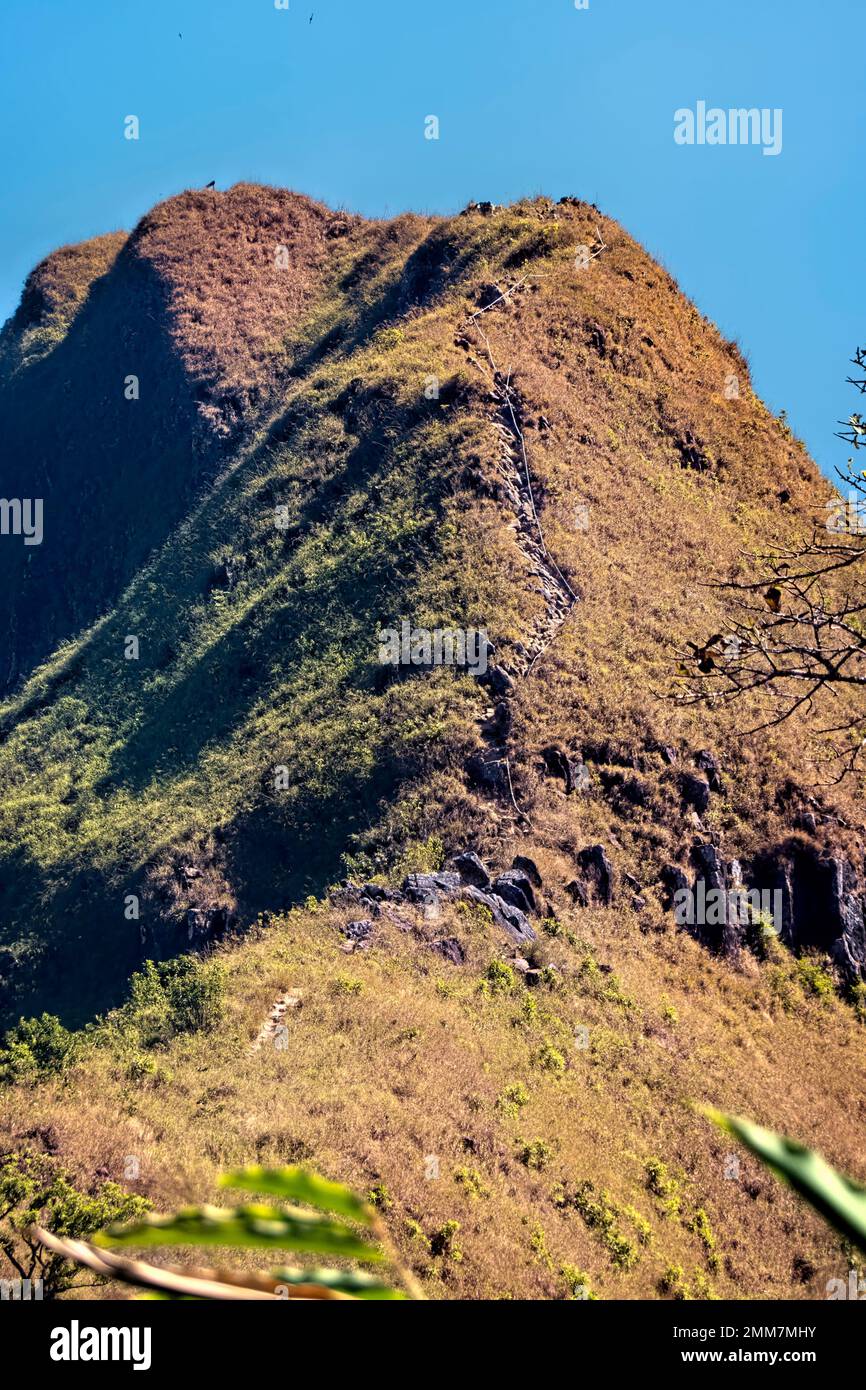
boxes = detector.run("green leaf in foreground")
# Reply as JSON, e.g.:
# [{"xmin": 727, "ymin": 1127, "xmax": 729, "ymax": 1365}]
[
  {"xmin": 92, "ymin": 1203, "xmax": 384, "ymax": 1262},
  {"xmin": 706, "ymin": 1108, "xmax": 866, "ymax": 1253},
  {"xmin": 220, "ymin": 1165, "xmax": 375, "ymax": 1227},
  {"xmin": 270, "ymin": 1265, "xmax": 405, "ymax": 1299}
]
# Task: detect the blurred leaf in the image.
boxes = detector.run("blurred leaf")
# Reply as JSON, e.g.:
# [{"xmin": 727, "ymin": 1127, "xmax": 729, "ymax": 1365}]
[
  {"xmin": 270, "ymin": 1265, "xmax": 405, "ymax": 1299},
  {"xmin": 220, "ymin": 1165, "xmax": 375, "ymax": 1227},
  {"xmin": 93, "ymin": 1203, "xmax": 383, "ymax": 1262},
  {"xmin": 705, "ymin": 1109, "xmax": 866, "ymax": 1252}
]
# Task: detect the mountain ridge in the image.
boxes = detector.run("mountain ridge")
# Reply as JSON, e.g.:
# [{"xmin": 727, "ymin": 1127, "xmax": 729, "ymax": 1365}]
[{"xmin": 1, "ymin": 186, "xmax": 866, "ymax": 1301}]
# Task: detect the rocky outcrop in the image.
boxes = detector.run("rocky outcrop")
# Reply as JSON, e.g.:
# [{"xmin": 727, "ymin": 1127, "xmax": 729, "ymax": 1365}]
[
  {"xmin": 452, "ymin": 851, "xmax": 490, "ymax": 889},
  {"xmin": 402, "ymin": 871, "xmax": 462, "ymax": 905},
  {"xmin": 661, "ymin": 834, "xmax": 866, "ymax": 982},
  {"xmin": 184, "ymin": 906, "xmax": 232, "ymax": 944},
  {"xmin": 513, "ymin": 855, "xmax": 542, "ymax": 888},
  {"xmin": 680, "ymin": 772, "xmax": 711, "ymax": 815},
  {"xmin": 541, "ymin": 745, "xmax": 590, "ymax": 795},
  {"xmin": 451, "ymin": 850, "xmax": 542, "ymax": 944},
  {"xmin": 572, "ymin": 845, "xmax": 614, "ymax": 906},
  {"xmin": 659, "ymin": 862, "xmax": 689, "ymax": 910},
  {"xmin": 461, "ymin": 886, "xmax": 536, "ymax": 945},
  {"xmin": 750, "ymin": 841, "xmax": 866, "ymax": 982},
  {"xmin": 694, "ymin": 749, "xmax": 723, "ymax": 794},
  {"xmin": 428, "ymin": 936, "xmax": 466, "ymax": 965},
  {"xmin": 342, "ymin": 919, "xmax": 375, "ymax": 947},
  {"xmin": 491, "ymin": 868, "xmax": 537, "ymax": 916}
]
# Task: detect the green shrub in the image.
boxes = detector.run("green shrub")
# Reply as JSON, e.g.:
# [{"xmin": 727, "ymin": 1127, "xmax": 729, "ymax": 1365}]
[
  {"xmin": 516, "ymin": 994, "xmax": 539, "ymax": 1026},
  {"xmin": 0, "ymin": 1014, "xmax": 76, "ymax": 1086},
  {"xmin": 454, "ymin": 1166, "xmax": 489, "ymax": 1199},
  {"xmin": 560, "ymin": 1263, "xmax": 598, "ymax": 1300},
  {"xmin": 484, "ymin": 960, "xmax": 517, "ymax": 996},
  {"xmin": 535, "ymin": 1041, "xmax": 566, "ymax": 1073},
  {"xmin": 431, "ymin": 1219, "xmax": 462, "ymax": 1261},
  {"xmin": 125, "ymin": 1055, "xmax": 173, "ymax": 1086},
  {"xmin": 394, "ymin": 834, "xmax": 444, "ymax": 876},
  {"xmin": 622, "ymin": 1203, "xmax": 653, "ymax": 1246},
  {"xmin": 794, "ymin": 956, "xmax": 835, "ymax": 998},
  {"xmin": 496, "ymin": 1081, "xmax": 529, "ymax": 1116},
  {"xmin": 404, "ymin": 1218, "xmax": 430, "ymax": 1250},
  {"xmin": 331, "ymin": 975, "xmax": 363, "ymax": 997},
  {"xmin": 529, "ymin": 1223, "xmax": 551, "ymax": 1266},
  {"xmin": 122, "ymin": 958, "xmax": 226, "ymax": 1047},
  {"xmin": 518, "ymin": 1138, "xmax": 553, "ymax": 1171},
  {"xmin": 687, "ymin": 1206, "xmax": 718, "ymax": 1264},
  {"xmin": 645, "ymin": 1157, "xmax": 682, "ymax": 1218},
  {"xmin": 557, "ymin": 1180, "xmax": 638, "ymax": 1270},
  {"xmin": 692, "ymin": 1271, "xmax": 719, "ymax": 1299},
  {"xmin": 659, "ymin": 1263, "xmax": 692, "ymax": 1299},
  {"xmin": 0, "ymin": 1152, "xmax": 149, "ymax": 1298},
  {"xmin": 126, "ymin": 1055, "xmax": 158, "ymax": 1081}
]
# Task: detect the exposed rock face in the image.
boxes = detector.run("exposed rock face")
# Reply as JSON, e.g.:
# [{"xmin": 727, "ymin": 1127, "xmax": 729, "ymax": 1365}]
[
  {"xmin": 573, "ymin": 845, "xmax": 614, "ymax": 906},
  {"xmin": 751, "ymin": 841, "xmax": 866, "ymax": 982},
  {"xmin": 659, "ymin": 863, "xmax": 689, "ymax": 910},
  {"xmin": 184, "ymin": 906, "xmax": 232, "ymax": 943},
  {"xmin": 541, "ymin": 745, "xmax": 589, "ymax": 795},
  {"xmin": 659, "ymin": 834, "xmax": 866, "ymax": 982},
  {"xmin": 687, "ymin": 842, "xmax": 743, "ymax": 959},
  {"xmin": 680, "ymin": 773, "xmax": 711, "ymax": 815},
  {"xmin": 466, "ymin": 753, "xmax": 510, "ymax": 795},
  {"xmin": 330, "ymin": 881, "xmax": 404, "ymax": 916},
  {"xmin": 453, "ymin": 851, "xmax": 491, "ymax": 889},
  {"xmin": 461, "ymin": 886, "xmax": 537, "ymax": 945},
  {"xmin": 397, "ymin": 853, "xmax": 539, "ymax": 947},
  {"xmin": 566, "ymin": 879, "xmax": 589, "ymax": 907},
  {"xmin": 402, "ymin": 871, "xmax": 462, "ymax": 905},
  {"xmin": 694, "ymin": 749, "xmax": 723, "ymax": 794},
  {"xmin": 512, "ymin": 855, "xmax": 542, "ymax": 888},
  {"xmin": 492, "ymin": 868, "xmax": 537, "ymax": 916},
  {"xmin": 484, "ymin": 665, "xmax": 514, "ymax": 698},
  {"xmin": 428, "ymin": 936, "xmax": 466, "ymax": 965},
  {"xmin": 342, "ymin": 919, "xmax": 374, "ymax": 946}
]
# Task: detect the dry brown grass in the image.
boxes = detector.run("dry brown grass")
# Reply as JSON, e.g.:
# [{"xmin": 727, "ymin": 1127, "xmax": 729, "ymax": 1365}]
[{"xmin": 3, "ymin": 891, "xmax": 863, "ymax": 1301}]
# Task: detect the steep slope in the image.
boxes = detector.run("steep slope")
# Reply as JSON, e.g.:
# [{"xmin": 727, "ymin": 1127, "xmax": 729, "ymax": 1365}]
[
  {"xmin": 1, "ymin": 186, "xmax": 865, "ymax": 1300},
  {"xmin": 0, "ymin": 186, "xmax": 360, "ymax": 692},
  {"xmin": 1, "ymin": 186, "xmax": 860, "ymax": 1019}
]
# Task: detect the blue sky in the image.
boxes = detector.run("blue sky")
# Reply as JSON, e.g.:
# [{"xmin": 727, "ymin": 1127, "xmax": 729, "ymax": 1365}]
[{"xmin": 0, "ymin": 0, "xmax": 862, "ymax": 476}]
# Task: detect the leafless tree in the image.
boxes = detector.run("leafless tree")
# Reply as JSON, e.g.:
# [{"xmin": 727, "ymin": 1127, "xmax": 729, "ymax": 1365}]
[{"xmin": 675, "ymin": 347, "xmax": 866, "ymax": 780}]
